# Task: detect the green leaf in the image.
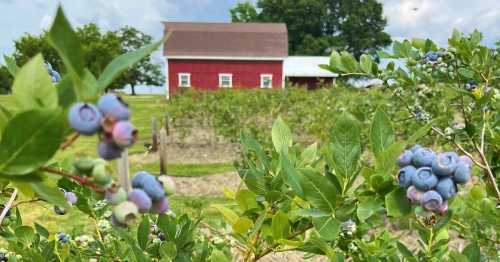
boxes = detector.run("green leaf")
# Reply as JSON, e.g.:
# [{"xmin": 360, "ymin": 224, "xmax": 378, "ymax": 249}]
[
  {"xmin": 12, "ymin": 54, "xmax": 58, "ymax": 112},
  {"xmin": 299, "ymin": 143, "xmax": 317, "ymax": 166},
  {"xmin": 462, "ymin": 242, "xmax": 480, "ymax": 262},
  {"xmin": 449, "ymin": 251, "xmax": 469, "ymax": 262},
  {"xmin": 281, "ymin": 153, "xmax": 304, "ymax": 197},
  {"xmin": 312, "ymin": 215, "xmax": 340, "ymax": 241},
  {"xmin": 3, "ymin": 55, "xmax": 18, "ymax": 76},
  {"xmin": 56, "ymin": 75, "xmax": 77, "ymax": 109},
  {"xmin": 271, "ymin": 211, "xmax": 289, "ymax": 239},
  {"xmin": 329, "ymin": 50, "xmax": 344, "ymax": 72},
  {"xmin": 159, "ymin": 241, "xmax": 177, "ymax": 259},
  {"xmin": 30, "ymin": 181, "xmax": 69, "ymax": 208},
  {"xmin": 0, "ymin": 105, "xmax": 10, "ymax": 138},
  {"xmin": 458, "ymin": 68, "xmax": 474, "ymax": 79},
  {"xmin": 81, "ymin": 69, "xmax": 99, "ymax": 101},
  {"xmin": 15, "ymin": 225, "xmax": 34, "ymax": 245},
  {"xmin": 211, "ymin": 249, "xmax": 230, "ymax": 262},
  {"xmin": 385, "ymin": 187, "xmax": 411, "ymax": 217},
  {"xmin": 407, "ymin": 121, "xmax": 433, "ymax": 145},
  {"xmin": 34, "ymin": 223, "xmax": 49, "ymax": 239},
  {"xmin": 97, "ymin": 36, "xmax": 166, "ymax": 91},
  {"xmin": 235, "ymin": 189, "xmax": 258, "ymax": 212},
  {"xmin": 211, "ymin": 204, "xmax": 238, "ymax": 225},
  {"xmin": 299, "ymin": 170, "xmax": 337, "ymax": 213},
  {"xmin": 340, "ymin": 51, "xmax": 358, "ymax": 72},
  {"xmin": 370, "ymin": 108, "xmax": 394, "ymax": 159},
  {"xmin": 233, "ymin": 217, "xmax": 253, "ymax": 234},
  {"xmin": 375, "ymin": 142, "xmax": 405, "ymax": 174},
  {"xmin": 271, "ymin": 117, "xmax": 292, "ymax": 154},
  {"xmin": 359, "ymin": 54, "xmax": 373, "ymax": 74},
  {"xmin": 137, "ymin": 216, "xmax": 150, "ymax": 250},
  {"xmin": 0, "ymin": 109, "xmax": 63, "ymax": 175},
  {"xmin": 397, "ymin": 242, "xmax": 415, "ymax": 260},
  {"xmin": 356, "ymin": 198, "xmax": 383, "ymax": 222},
  {"xmin": 330, "ymin": 115, "xmax": 361, "ymax": 179},
  {"xmin": 47, "ymin": 6, "xmax": 85, "ymax": 95}
]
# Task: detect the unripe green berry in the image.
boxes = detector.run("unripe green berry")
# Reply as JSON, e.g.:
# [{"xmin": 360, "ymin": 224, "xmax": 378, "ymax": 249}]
[
  {"xmin": 113, "ymin": 201, "xmax": 138, "ymax": 225},
  {"xmin": 73, "ymin": 157, "xmax": 95, "ymax": 176},
  {"xmin": 106, "ymin": 188, "xmax": 127, "ymax": 205},
  {"xmin": 93, "ymin": 164, "xmax": 112, "ymax": 186},
  {"xmin": 157, "ymin": 176, "xmax": 176, "ymax": 196}
]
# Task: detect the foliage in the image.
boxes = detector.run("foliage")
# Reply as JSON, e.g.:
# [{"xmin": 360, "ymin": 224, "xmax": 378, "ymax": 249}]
[{"xmin": 230, "ymin": 0, "xmax": 392, "ymax": 56}]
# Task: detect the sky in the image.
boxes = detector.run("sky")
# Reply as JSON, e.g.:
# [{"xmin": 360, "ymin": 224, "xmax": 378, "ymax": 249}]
[{"xmin": 0, "ymin": 0, "xmax": 499, "ymax": 65}]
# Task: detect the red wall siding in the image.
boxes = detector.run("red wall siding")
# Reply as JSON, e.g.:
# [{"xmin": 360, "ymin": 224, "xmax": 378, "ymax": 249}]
[{"xmin": 167, "ymin": 59, "xmax": 283, "ymax": 94}]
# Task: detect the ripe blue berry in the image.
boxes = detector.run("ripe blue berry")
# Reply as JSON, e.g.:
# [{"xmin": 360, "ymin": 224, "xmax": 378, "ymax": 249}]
[
  {"xmin": 397, "ymin": 165, "xmax": 416, "ymax": 188},
  {"xmin": 459, "ymin": 155, "xmax": 473, "ymax": 167},
  {"xmin": 420, "ymin": 190, "xmax": 443, "ymax": 212},
  {"xmin": 98, "ymin": 141, "xmax": 123, "ymax": 160},
  {"xmin": 143, "ymin": 178, "xmax": 165, "ymax": 202},
  {"xmin": 112, "ymin": 121, "xmax": 138, "ymax": 148},
  {"xmin": 152, "ymin": 197, "xmax": 169, "ymax": 214},
  {"xmin": 128, "ymin": 189, "xmax": 152, "ymax": 213},
  {"xmin": 132, "ymin": 171, "xmax": 155, "ymax": 188},
  {"xmin": 410, "ymin": 144, "xmax": 423, "ymax": 154},
  {"xmin": 397, "ymin": 150, "xmax": 414, "ymax": 167},
  {"xmin": 105, "ymin": 188, "xmax": 127, "ymax": 205},
  {"xmin": 113, "ymin": 201, "xmax": 139, "ymax": 225},
  {"xmin": 453, "ymin": 162, "xmax": 471, "ymax": 184},
  {"xmin": 97, "ymin": 94, "xmax": 130, "ymax": 121},
  {"xmin": 157, "ymin": 176, "xmax": 176, "ymax": 195},
  {"xmin": 437, "ymin": 200, "xmax": 448, "ymax": 215},
  {"xmin": 412, "ymin": 148, "xmax": 436, "ymax": 167},
  {"xmin": 68, "ymin": 103, "xmax": 102, "ymax": 135},
  {"xmin": 65, "ymin": 191, "xmax": 78, "ymax": 205},
  {"xmin": 158, "ymin": 232, "xmax": 166, "ymax": 241},
  {"xmin": 56, "ymin": 232, "xmax": 70, "ymax": 244},
  {"xmin": 406, "ymin": 186, "xmax": 422, "ymax": 203},
  {"xmin": 432, "ymin": 152, "xmax": 459, "ymax": 176},
  {"xmin": 412, "ymin": 167, "xmax": 438, "ymax": 191},
  {"xmin": 435, "ymin": 177, "xmax": 457, "ymax": 200}
]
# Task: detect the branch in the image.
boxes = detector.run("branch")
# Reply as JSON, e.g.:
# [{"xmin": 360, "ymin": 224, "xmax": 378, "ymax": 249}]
[
  {"xmin": 11, "ymin": 198, "xmax": 43, "ymax": 208},
  {"xmin": 253, "ymin": 224, "xmax": 313, "ymax": 261},
  {"xmin": 59, "ymin": 133, "xmax": 80, "ymax": 150},
  {"xmin": 40, "ymin": 166, "xmax": 105, "ymax": 193}
]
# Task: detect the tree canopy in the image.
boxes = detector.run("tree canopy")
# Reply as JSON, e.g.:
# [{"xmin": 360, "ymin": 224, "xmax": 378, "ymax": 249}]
[
  {"xmin": 1, "ymin": 23, "xmax": 163, "ymax": 94},
  {"xmin": 230, "ymin": 0, "xmax": 392, "ymax": 57}
]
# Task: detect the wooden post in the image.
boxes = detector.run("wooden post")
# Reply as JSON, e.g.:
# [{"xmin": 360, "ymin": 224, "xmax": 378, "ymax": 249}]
[
  {"xmin": 117, "ymin": 149, "xmax": 131, "ymax": 193},
  {"xmin": 164, "ymin": 114, "xmax": 170, "ymax": 136},
  {"xmin": 151, "ymin": 117, "xmax": 158, "ymax": 152},
  {"xmin": 159, "ymin": 128, "xmax": 168, "ymax": 175}
]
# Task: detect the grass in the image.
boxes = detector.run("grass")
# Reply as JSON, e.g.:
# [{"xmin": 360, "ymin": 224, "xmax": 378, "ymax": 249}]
[{"xmin": 131, "ymin": 162, "xmax": 235, "ymax": 177}]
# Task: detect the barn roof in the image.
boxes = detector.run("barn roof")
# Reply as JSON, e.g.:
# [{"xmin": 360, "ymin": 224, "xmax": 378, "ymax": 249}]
[
  {"xmin": 284, "ymin": 56, "xmax": 339, "ymax": 77},
  {"xmin": 163, "ymin": 22, "xmax": 288, "ymax": 59}
]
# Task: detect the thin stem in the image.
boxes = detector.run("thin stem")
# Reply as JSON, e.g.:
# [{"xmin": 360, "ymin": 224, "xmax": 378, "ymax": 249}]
[
  {"xmin": 11, "ymin": 198, "xmax": 43, "ymax": 208},
  {"xmin": 40, "ymin": 166, "xmax": 105, "ymax": 193},
  {"xmin": 60, "ymin": 133, "xmax": 80, "ymax": 150},
  {"xmin": 0, "ymin": 189, "xmax": 17, "ymax": 226},
  {"xmin": 93, "ymin": 218, "xmax": 104, "ymax": 242},
  {"xmin": 252, "ymin": 224, "xmax": 313, "ymax": 261}
]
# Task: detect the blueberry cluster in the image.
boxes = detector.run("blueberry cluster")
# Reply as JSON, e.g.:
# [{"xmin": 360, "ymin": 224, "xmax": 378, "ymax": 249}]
[
  {"xmin": 53, "ymin": 189, "xmax": 78, "ymax": 215},
  {"xmin": 465, "ymin": 80, "xmax": 478, "ymax": 91},
  {"xmin": 396, "ymin": 144, "xmax": 472, "ymax": 214},
  {"xmin": 73, "ymin": 158, "xmax": 113, "ymax": 187},
  {"xmin": 106, "ymin": 171, "xmax": 175, "ymax": 226},
  {"xmin": 44, "ymin": 61, "xmax": 61, "ymax": 83},
  {"xmin": 68, "ymin": 94, "xmax": 137, "ymax": 160},
  {"xmin": 420, "ymin": 51, "xmax": 454, "ymax": 78},
  {"xmin": 56, "ymin": 232, "xmax": 70, "ymax": 244}
]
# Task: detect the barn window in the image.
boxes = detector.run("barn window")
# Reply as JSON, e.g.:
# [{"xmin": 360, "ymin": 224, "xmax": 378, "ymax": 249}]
[
  {"xmin": 260, "ymin": 74, "xmax": 273, "ymax": 88},
  {"xmin": 219, "ymin": 74, "xmax": 233, "ymax": 88},
  {"xmin": 178, "ymin": 73, "xmax": 191, "ymax": 87}
]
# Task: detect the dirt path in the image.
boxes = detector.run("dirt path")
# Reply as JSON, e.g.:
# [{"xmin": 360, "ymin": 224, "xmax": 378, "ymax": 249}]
[{"xmin": 172, "ymin": 171, "xmax": 242, "ymax": 196}]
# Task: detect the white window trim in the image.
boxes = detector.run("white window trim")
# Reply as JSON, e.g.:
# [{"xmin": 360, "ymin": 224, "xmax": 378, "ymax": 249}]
[
  {"xmin": 178, "ymin": 73, "xmax": 191, "ymax": 88},
  {"xmin": 260, "ymin": 74, "xmax": 273, "ymax": 88},
  {"xmin": 219, "ymin": 73, "xmax": 233, "ymax": 88}
]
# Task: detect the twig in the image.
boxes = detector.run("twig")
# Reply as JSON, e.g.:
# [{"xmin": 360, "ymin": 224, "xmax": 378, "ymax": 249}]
[
  {"xmin": 11, "ymin": 198, "xmax": 43, "ymax": 208},
  {"xmin": 0, "ymin": 189, "xmax": 18, "ymax": 226},
  {"xmin": 253, "ymin": 224, "xmax": 313, "ymax": 261},
  {"xmin": 59, "ymin": 133, "xmax": 80, "ymax": 150},
  {"xmin": 40, "ymin": 166, "xmax": 105, "ymax": 193}
]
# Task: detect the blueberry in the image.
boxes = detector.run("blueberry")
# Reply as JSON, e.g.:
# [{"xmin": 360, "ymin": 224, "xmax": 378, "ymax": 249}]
[
  {"xmin": 112, "ymin": 121, "xmax": 138, "ymax": 148},
  {"xmin": 143, "ymin": 178, "xmax": 166, "ymax": 202},
  {"xmin": 132, "ymin": 171, "xmax": 155, "ymax": 189},
  {"xmin": 54, "ymin": 206, "xmax": 67, "ymax": 215},
  {"xmin": 410, "ymin": 144, "xmax": 423, "ymax": 154},
  {"xmin": 98, "ymin": 141, "xmax": 123, "ymax": 160},
  {"xmin": 431, "ymin": 152, "xmax": 459, "ymax": 176},
  {"xmin": 97, "ymin": 94, "xmax": 130, "ymax": 121},
  {"xmin": 397, "ymin": 150, "xmax": 414, "ymax": 167},
  {"xmin": 158, "ymin": 232, "xmax": 166, "ymax": 241},
  {"xmin": 397, "ymin": 166, "xmax": 416, "ymax": 188},
  {"xmin": 424, "ymin": 52, "xmax": 439, "ymax": 62},
  {"xmin": 437, "ymin": 200, "xmax": 448, "ymax": 215},
  {"xmin": 113, "ymin": 201, "xmax": 139, "ymax": 225},
  {"xmin": 92, "ymin": 164, "xmax": 112, "ymax": 186},
  {"xmin": 105, "ymin": 188, "xmax": 127, "ymax": 205},
  {"xmin": 406, "ymin": 186, "xmax": 423, "ymax": 203},
  {"xmin": 420, "ymin": 190, "xmax": 443, "ymax": 212},
  {"xmin": 459, "ymin": 155, "xmax": 473, "ymax": 167},
  {"xmin": 465, "ymin": 80, "xmax": 477, "ymax": 90},
  {"xmin": 51, "ymin": 70, "xmax": 61, "ymax": 83},
  {"xmin": 453, "ymin": 162, "xmax": 471, "ymax": 184},
  {"xmin": 412, "ymin": 167, "xmax": 438, "ymax": 191},
  {"xmin": 68, "ymin": 103, "xmax": 102, "ymax": 136},
  {"xmin": 56, "ymin": 232, "xmax": 70, "ymax": 244},
  {"xmin": 435, "ymin": 177, "xmax": 457, "ymax": 200},
  {"xmin": 128, "ymin": 189, "xmax": 152, "ymax": 213},
  {"xmin": 152, "ymin": 197, "xmax": 169, "ymax": 214},
  {"xmin": 412, "ymin": 148, "xmax": 436, "ymax": 167},
  {"xmin": 64, "ymin": 192, "xmax": 78, "ymax": 205},
  {"xmin": 157, "ymin": 176, "xmax": 176, "ymax": 195}
]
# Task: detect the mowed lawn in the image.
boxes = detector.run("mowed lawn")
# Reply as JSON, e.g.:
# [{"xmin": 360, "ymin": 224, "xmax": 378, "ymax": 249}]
[{"xmin": 0, "ymin": 94, "xmax": 233, "ymax": 237}]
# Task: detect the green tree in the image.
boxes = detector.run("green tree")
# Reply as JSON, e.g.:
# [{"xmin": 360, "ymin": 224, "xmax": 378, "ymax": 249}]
[
  {"xmin": 0, "ymin": 66, "xmax": 12, "ymax": 94},
  {"xmin": 115, "ymin": 26, "xmax": 163, "ymax": 95},
  {"xmin": 230, "ymin": 0, "xmax": 392, "ymax": 57}
]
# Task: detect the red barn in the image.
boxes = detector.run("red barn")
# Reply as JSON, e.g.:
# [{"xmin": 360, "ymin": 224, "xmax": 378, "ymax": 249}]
[{"xmin": 163, "ymin": 22, "xmax": 288, "ymax": 98}]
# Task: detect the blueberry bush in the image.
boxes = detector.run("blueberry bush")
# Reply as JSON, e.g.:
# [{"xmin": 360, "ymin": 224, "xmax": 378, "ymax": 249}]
[{"xmin": 0, "ymin": 6, "xmax": 499, "ymax": 262}]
